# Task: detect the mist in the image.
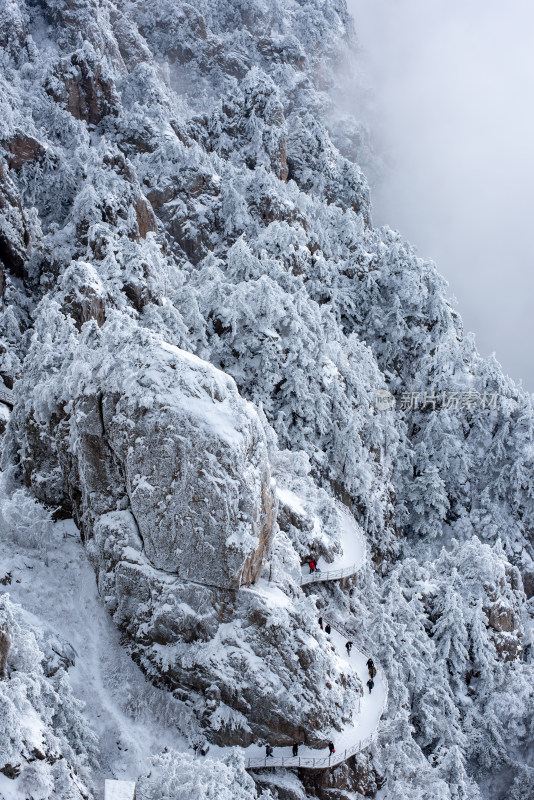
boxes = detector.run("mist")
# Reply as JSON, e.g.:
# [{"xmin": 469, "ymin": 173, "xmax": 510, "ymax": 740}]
[{"xmin": 346, "ymin": 0, "xmax": 534, "ymax": 390}]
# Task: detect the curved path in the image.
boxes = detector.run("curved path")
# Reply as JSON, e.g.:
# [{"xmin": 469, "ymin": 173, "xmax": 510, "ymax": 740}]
[
  {"xmin": 240, "ymin": 499, "xmax": 386, "ymax": 770},
  {"xmin": 242, "ymin": 620, "xmax": 387, "ymax": 769},
  {"xmin": 276, "ymin": 491, "xmax": 367, "ymax": 586}
]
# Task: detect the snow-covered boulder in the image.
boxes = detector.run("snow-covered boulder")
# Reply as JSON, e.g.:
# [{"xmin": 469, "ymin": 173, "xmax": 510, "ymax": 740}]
[
  {"xmin": 20, "ymin": 316, "xmax": 275, "ymax": 591},
  {"xmin": 86, "ymin": 504, "xmax": 360, "ymax": 747}
]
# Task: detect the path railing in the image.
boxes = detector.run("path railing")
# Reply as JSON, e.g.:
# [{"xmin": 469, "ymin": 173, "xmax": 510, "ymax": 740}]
[
  {"xmin": 324, "ymin": 615, "xmax": 389, "ymax": 739},
  {"xmin": 325, "ymin": 615, "xmax": 386, "ymax": 678},
  {"xmin": 300, "ymin": 563, "xmax": 360, "ymax": 585},
  {"xmin": 0, "ymin": 386, "xmax": 14, "ymax": 407},
  {"xmin": 299, "ymin": 502, "xmax": 367, "ymax": 586},
  {"xmin": 245, "ymin": 734, "xmax": 378, "ymax": 769}
]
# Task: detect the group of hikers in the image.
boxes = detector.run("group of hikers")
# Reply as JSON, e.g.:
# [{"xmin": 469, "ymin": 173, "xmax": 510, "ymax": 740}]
[
  {"xmin": 318, "ymin": 616, "xmax": 331, "ymax": 634},
  {"xmin": 319, "ymin": 616, "xmax": 378, "ymax": 693},
  {"xmin": 262, "ymin": 623, "xmax": 379, "ymax": 762},
  {"xmin": 265, "ymin": 741, "xmax": 336, "ymax": 760},
  {"xmin": 366, "ymin": 657, "xmax": 377, "ymax": 694},
  {"xmin": 265, "ymin": 554, "xmax": 376, "ymax": 763}
]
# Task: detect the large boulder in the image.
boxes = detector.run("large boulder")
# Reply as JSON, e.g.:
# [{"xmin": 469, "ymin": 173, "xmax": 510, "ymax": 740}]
[
  {"xmin": 10, "ymin": 314, "xmax": 360, "ymax": 745},
  {"xmin": 87, "ymin": 507, "xmax": 360, "ymax": 747},
  {"xmin": 74, "ymin": 344, "xmax": 274, "ymax": 589},
  {"xmin": 24, "ymin": 318, "xmax": 275, "ymax": 590}
]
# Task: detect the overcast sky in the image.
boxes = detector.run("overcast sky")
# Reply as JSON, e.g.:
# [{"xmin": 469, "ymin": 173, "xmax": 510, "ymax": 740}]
[{"xmin": 347, "ymin": 0, "xmax": 534, "ymax": 390}]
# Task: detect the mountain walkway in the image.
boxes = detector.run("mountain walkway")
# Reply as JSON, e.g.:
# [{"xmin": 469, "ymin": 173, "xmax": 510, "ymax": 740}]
[{"xmin": 241, "ymin": 498, "xmax": 388, "ymax": 770}]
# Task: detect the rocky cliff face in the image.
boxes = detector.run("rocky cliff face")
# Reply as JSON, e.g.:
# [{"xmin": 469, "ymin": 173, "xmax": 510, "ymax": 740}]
[
  {"xmin": 1, "ymin": 0, "xmax": 534, "ymax": 798},
  {"xmin": 7, "ymin": 311, "xmax": 360, "ymax": 747},
  {"xmin": 24, "ymin": 324, "xmax": 274, "ymax": 590}
]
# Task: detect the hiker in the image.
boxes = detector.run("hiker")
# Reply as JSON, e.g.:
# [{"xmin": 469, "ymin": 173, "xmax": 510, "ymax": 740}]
[
  {"xmin": 325, "ymin": 623, "xmax": 331, "ymax": 635},
  {"xmin": 318, "ymin": 616, "xmax": 323, "ymax": 629},
  {"xmin": 328, "ymin": 741, "xmax": 335, "ymax": 756},
  {"xmin": 367, "ymin": 678, "xmax": 374, "ymax": 694},
  {"xmin": 309, "ymin": 559, "xmax": 316, "ymax": 573},
  {"xmin": 345, "ymin": 640, "xmax": 353, "ymax": 656},
  {"xmin": 292, "ymin": 743, "xmax": 299, "ymax": 757},
  {"xmin": 266, "ymin": 745, "xmax": 274, "ymax": 758},
  {"xmin": 369, "ymin": 664, "xmax": 377, "ymax": 679},
  {"xmin": 366, "ymin": 657, "xmax": 374, "ymax": 672}
]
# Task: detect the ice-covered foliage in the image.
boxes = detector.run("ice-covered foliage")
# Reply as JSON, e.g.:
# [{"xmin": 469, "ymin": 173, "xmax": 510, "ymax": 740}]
[
  {"xmin": 0, "ymin": 594, "xmax": 98, "ymax": 799},
  {"xmin": 1, "ymin": 0, "xmax": 534, "ymax": 798},
  {"xmin": 136, "ymin": 749, "xmax": 268, "ymax": 800},
  {"xmin": 4, "ymin": 308, "xmax": 361, "ymax": 748},
  {"xmin": 0, "ymin": 485, "xmax": 53, "ymax": 558}
]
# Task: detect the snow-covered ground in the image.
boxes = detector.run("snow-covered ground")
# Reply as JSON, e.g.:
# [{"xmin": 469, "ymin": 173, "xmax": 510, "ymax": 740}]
[
  {"xmin": 0, "ymin": 518, "xmax": 190, "ymax": 799},
  {"xmin": 0, "ymin": 484, "xmax": 384, "ymax": 790}
]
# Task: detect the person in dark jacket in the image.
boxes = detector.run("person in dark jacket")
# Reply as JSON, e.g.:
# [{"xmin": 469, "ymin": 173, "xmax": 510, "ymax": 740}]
[
  {"xmin": 345, "ymin": 640, "xmax": 353, "ymax": 655},
  {"xmin": 367, "ymin": 678, "xmax": 374, "ymax": 694},
  {"xmin": 328, "ymin": 741, "xmax": 335, "ymax": 756},
  {"xmin": 266, "ymin": 745, "xmax": 274, "ymax": 758},
  {"xmin": 292, "ymin": 743, "xmax": 299, "ymax": 757},
  {"xmin": 318, "ymin": 616, "xmax": 323, "ymax": 629},
  {"xmin": 325, "ymin": 623, "xmax": 331, "ymax": 635},
  {"xmin": 366, "ymin": 658, "xmax": 374, "ymax": 671}
]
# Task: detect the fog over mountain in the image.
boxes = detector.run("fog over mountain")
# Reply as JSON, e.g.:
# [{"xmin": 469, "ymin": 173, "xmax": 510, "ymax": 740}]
[
  {"xmin": 1, "ymin": 2, "xmax": 534, "ymax": 799},
  {"xmin": 349, "ymin": 0, "xmax": 534, "ymax": 390}
]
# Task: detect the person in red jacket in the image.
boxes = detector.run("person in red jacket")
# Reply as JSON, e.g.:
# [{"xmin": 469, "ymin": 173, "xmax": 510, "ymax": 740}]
[{"xmin": 309, "ymin": 559, "xmax": 316, "ymax": 573}]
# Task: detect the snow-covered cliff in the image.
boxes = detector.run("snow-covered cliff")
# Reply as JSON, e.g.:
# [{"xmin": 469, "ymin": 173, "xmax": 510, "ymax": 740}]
[{"xmin": 1, "ymin": 1, "xmax": 533, "ymax": 799}]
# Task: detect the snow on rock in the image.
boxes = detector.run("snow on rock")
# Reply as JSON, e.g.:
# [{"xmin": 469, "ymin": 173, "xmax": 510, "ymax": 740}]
[
  {"xmin": 88, "ymin": 508, "xmax": 361, "ymax": 748},
  {"xmin": 273, "ymin": 449, "xmax": 343, "ymax": 566},
  {"xmin": 1, "ymin": 0, "xmax": 534, "ymax": 796},
  {"xmin": 0, "ymin": 159, "xmax": 31, "ymax": 285},
  {"xmin": 0, "ymin": 492, "xmax": 192, "ymax": 789},
  {"xmin": 17, "ymin": 316, "xmax": 275, "ymax": 590},
  {"xmin": 0, "ymin": 402, "xmax": 9, "ymax": 446}
]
